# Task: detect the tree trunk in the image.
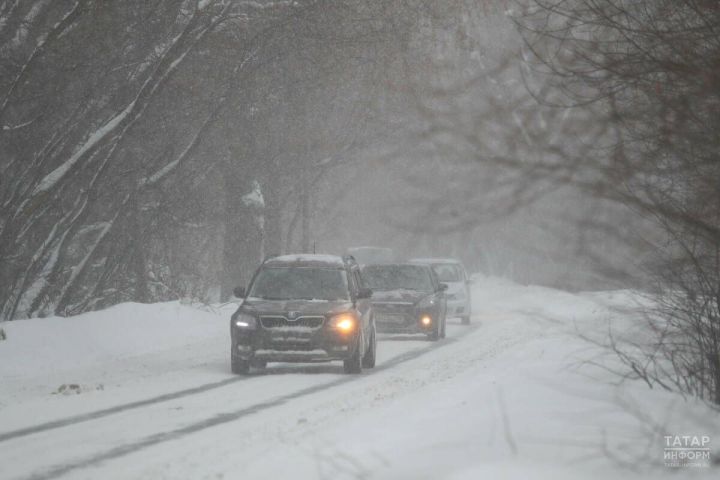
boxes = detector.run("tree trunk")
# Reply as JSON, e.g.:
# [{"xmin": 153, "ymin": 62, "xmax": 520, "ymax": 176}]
[
  {"xmin": 262, "ymin": 173, "xmax": 283, "ymax": 258},
  {"xmin": 131, "ymin": 197, "xmax": 148, "ymax": 304},
  {"xmin": 300, "ymin": 185, "xmax": 311, "ymax": 253},
  {"xmin": 220, "ymin": 171, "xmax": 262, "ymax": 301},
  {"xmin": 708, "ymin": 352, "xmax": 720, "ymax": 405}
]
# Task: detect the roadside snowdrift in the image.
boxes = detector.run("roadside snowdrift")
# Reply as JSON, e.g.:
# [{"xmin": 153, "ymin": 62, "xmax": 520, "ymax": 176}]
[{"xmin": 1, "ymin": 301, "xmax": 227, "ymax": 378}]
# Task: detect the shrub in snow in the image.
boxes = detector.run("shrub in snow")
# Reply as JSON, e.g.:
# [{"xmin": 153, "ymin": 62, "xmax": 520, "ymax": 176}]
[
  {"xmin": 55, "ymin": 384, "xmax": 82, "ymax": 395},
  {"xmin": 53, "ymin": 383, "xmax": 104, "ymax": 395}
]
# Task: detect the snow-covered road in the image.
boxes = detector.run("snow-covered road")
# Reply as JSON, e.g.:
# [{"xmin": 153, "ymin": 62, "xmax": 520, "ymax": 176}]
[{"xmin": 1, "ymin": 277, "xmax": 718, "ymax": 479}]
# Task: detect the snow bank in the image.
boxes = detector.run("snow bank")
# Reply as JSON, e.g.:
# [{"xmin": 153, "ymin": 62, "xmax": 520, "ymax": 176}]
[{"xmin": 0, "ymin": 301, "xmax": 228, "ymax": 379}]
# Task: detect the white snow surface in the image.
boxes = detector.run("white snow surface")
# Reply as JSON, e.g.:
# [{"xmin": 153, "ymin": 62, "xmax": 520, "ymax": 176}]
[{"xmin": 0, "ymin": 276, "xmax": 718, "ymax": 479}]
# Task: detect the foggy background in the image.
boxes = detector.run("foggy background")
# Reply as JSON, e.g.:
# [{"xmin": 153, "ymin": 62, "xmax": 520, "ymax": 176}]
[{"xmin": 0, "ymin": 0, "xmax": 711, "ymax": 319}]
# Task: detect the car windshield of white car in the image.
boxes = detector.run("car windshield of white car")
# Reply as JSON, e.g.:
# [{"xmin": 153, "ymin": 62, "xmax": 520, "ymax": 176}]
[
  {"xmin": 248, "ymin": 267, "xmax": 349, "ymax": 301},
  {"xmin": 432, "ymin": 264, "xmax": 462, "ymax": 282}
]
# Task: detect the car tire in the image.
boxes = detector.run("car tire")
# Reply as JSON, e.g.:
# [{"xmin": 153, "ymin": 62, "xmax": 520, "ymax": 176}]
[
  {"xmin": 461, "ymin": 315, "xmax": 471, "ymax": 325},
  {"xmin": 362, "ymin": 327, "xmax": 376, "ymax": 368},
  {"xmin": 231, "ymin": 357, "xmax": 250, "ymax": 375},
  {"xmin": 344, "ymin": 335, "xmax": 363, "ymax": 374},
  {"xmin": 427, "ymin": 322, "xmax": 440, "ymax": 341},
  {"xmin": 250, "ymin": 359, "xmax": 267, "ymax": 370}
]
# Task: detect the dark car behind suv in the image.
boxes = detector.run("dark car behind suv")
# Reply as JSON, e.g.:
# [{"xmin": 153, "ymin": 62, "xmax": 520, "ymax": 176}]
[
  {"xmin": 361, "ymin": 263, "xmax": 448, "ymax": 340},
  {"xmin": 230, "ymin": 254, "xmax": 376, "ymax": 374}
]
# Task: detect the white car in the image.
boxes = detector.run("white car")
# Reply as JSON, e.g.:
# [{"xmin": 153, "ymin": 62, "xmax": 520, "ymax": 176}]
[{"xmin": 409, "ymin": 258, "xmax": 472, "ymax": 324}]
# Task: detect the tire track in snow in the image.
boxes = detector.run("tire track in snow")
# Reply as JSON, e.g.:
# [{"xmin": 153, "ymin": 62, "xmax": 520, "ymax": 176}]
[
  {"xmin": 0, "ymin": 377, "xmax": 244, "ymax": 444},
  {"xmin": 18, "ymin": 325, "xmax": 481, "ymax": 480}
]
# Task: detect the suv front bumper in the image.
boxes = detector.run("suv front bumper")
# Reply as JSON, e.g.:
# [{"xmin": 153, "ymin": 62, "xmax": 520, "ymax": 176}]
[
  {"xmin": 374, "ymin": 308, "xmax": 438, "ymax": 334},
  {"xmin": 232, "ymin": 326, "xmax": 359, "ymax": 363}
]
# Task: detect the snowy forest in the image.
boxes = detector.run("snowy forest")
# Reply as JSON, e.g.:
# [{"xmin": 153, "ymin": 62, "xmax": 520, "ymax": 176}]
[
  {"xmin": 0, "ymin": 0, "xmax": 517, "ymax": 318},
  {"xmin": 0, "ymin": 0, "xmax": 417, "ymax": 317},
  {"xmin": 2, "ymin": 2, "xmax": 720, "ymax": 479},
  {"xmin": 1, "ymin": 0, "xmax": 720, "ymax": 404}
]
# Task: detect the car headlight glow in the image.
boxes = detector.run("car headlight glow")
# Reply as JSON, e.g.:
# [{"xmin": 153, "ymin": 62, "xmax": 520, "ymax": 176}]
[
  {"xmin": 235, "ymin": 313, "xmax": 257, "ymax": 328},
  {"xmin": 420, "ymin": 315, "xmax": 432, "ymax": 326},
  {"xmin": 329, "ymin": 313, "xmax": 356, "ymax": 332}
]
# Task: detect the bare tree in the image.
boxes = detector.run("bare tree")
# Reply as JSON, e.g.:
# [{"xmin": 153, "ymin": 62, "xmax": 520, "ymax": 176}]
[
  {"xmin": 392, "ymin": 0, "xmax": 720, "ymax": 403},
  {"xmin": 0, "ymin": 0, "xmax": 436, "ymax": 316}
]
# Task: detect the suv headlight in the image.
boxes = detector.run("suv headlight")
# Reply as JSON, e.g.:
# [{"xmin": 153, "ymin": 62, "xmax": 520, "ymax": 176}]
[
  {"xmin": 234, "ymin": 313, "xmax": 257, "ymax": 329},
  {"xmin": 416, "ymin": 296, "xmax": 435, "ymax": 309},
  {"xmin": 328, "ymin": 313, "xmax": 356, "ymax": 332}
]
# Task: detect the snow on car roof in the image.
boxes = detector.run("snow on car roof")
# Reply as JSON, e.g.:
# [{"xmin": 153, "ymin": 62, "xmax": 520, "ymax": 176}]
[
  {"xmin": 409, "ymin": 257, "xmax": 462, "ymax": 265},
  {"xmin": 347, "ymin": 246, "xmax": 393, "ymax": 252},
  {"xmin": 362, "ymin": 263, "xmax": 431, "ymax": 270},
  {"xmin": 266, "ymin": 254, "xmax": 345, "ymax": 266}
]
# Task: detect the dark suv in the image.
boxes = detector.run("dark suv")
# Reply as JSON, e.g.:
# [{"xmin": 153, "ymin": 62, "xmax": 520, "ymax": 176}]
[
  {"xmin": 230, "ymin": 254, "xmax": 376, "ymax": 374},
  {"xmin": 361, "ymin": 263, "xmax": 448, "ymax": 340}
]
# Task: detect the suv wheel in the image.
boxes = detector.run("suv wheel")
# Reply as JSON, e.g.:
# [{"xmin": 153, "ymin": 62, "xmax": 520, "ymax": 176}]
[
  {"xmin": 344, "ymin": 334, "xmax": 363, "ymax": 374},
  {"xmin": 231, "ymin": 357, "xmax": 250, "ymax": 374},
  {"xmin": 427, "ymin": 321, "xmax": 440, "ymax": 341},
  {"xmin": 362, "ymin": 326, "xmax": 377, "ymax": 368},
  {"xmin": 461, "ymin": 315, "xmax": 471, "ymax": 325},
  {"xmin": 250, "ymin": 358, "xmax": 267, "ymax": 369}
]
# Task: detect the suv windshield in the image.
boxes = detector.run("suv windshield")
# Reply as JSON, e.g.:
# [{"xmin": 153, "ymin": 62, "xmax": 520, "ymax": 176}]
[
  {"xmin": 432, "ymin": 264, "xmax": 462, "ymax": 282},
  {"xmin": 247, "ymin": 267, "xmax": 349, "ymax": 301},
  {"xmin": 362, "ymin": 265, "xmax": 433, "ymax": 292}
]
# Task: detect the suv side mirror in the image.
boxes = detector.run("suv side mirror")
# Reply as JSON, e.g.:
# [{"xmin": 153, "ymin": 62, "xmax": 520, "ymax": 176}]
[
  {"xmin": 357, "ymin": 287, "xmax": 373, "ymax": 299},
  {"xmin": 233, "ymin": 286, "xmax": 246, "ymax": 298},
  {"xmin": 438, "ymin": 283, "xmax": 449, "ymax": 292}
]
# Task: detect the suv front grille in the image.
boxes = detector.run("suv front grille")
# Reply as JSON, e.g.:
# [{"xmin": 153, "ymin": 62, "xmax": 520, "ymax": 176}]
[
  {"xmin": 259, "ymin": 315, "xmax": 325, "ymax": 329},
  {"xmin": 373, "ymin": 302, "xmax": 414, "ymax": 314}
]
